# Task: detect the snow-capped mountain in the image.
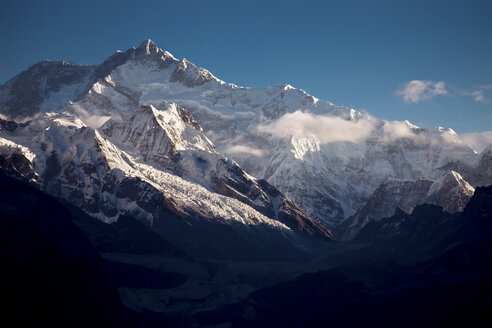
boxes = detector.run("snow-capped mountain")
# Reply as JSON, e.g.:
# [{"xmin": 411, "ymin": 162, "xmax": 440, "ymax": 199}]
[
  {"xmin": 0, "ymin": 106, "xmax": 333, "ymax": 257},
  {"xmin": 0, "ymin": 40, "xmax": 489, "ymax": 238},
  {"xmin": 337, "ymin": 171, "xmax": 475, "ymax": 240}
]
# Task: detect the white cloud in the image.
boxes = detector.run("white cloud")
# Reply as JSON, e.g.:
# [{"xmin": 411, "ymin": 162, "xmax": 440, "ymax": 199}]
[
  {"xmin": 248, "ymin": 109, "xmax": 492, "ymax": 156},
  {"xmin": 69, "ymin": 104, "xmax": 110, "ymax": 128},
  {"xmin": 472, "ymin": 90, "xmax": 485, "ymax": 103},
  {"xmin": 224, "ymin": 144, "xmax": 264, "ymax": 157},
  {"xmin": 257, "ymin": 110, "xmax": 376, "ymax": 144},
  {"xmin": 468, "ymin": 85, "xmax": 492, "ymax": 103},
  {"xmin": 381, "ymin": 120, "xmax": 417, "ymax": 140},
  {"xmin": 459, "ymin": 131, "xmax": 492, "ymax": 152},
  {"xmin": 458, "ymin": 84, "xmax": 492, "ymax": 103},
  {"xmin": 396, "ymin": 80, "xmax": 448, "ymax": 103}
]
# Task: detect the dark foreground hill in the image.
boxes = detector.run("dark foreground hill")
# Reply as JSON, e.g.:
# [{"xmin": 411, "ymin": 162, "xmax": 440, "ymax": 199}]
[
  {"xmin": 197, "ymin": 185, "xmax": 492, "ymax": 328},
  {"xmin": 0, "ymin": 172, "xmax": 187, "ymax": 327}
]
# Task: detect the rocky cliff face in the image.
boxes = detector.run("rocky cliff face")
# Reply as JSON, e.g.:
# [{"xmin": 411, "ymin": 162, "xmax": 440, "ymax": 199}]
[
  {"xmin": 0, "ymin": 61, "xmax": 95, "ymax": 117},
  {"xmin": 425, "ymin": 171, "xmax": 475, "ymax": 213},
  {"xmin": 337, "ymin": 171, "xmax": 475, "ymax": 240},
  {"xmin": 436, "ymin": 145, "xmax": 492, "ymax": 187}
]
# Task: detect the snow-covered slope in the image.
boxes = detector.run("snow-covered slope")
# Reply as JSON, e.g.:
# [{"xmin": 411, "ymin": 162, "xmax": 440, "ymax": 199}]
[
  {"xmin": 0, "ymin": 105, "xmax": 332, "ymax": 257},
  {"xmin": 0, "ymin": 39, "xmax": 487, "ymax": 231}
]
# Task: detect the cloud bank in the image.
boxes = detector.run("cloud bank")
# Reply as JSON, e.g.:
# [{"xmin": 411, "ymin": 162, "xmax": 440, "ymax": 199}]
[
  {"xmin": 224, "ymin": 144, "xmax": 264, "ymax": 157},
  {"xmin": 381, "ymin": 120, "xmax": 418, "ymax": 140},
  {"xmin": 459, "ymin": 131, "xmax": 492, "ymax": 152},
  {"xmin": 255, "ymin": 110, "xmax": 492, "ymax": 153},
  {"xmin": 69, "ymin": 104, "xmax": 110, "ymax": 128},
  {"xmin": 257, "ymin": 110, "xmax": 376, "ymax": 144},
  {"xmin": 396, "ymin": 80, "xmax": 448, "ymax": 103}
]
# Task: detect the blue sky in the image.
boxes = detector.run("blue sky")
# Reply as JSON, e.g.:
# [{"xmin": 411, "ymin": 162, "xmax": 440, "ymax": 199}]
[{"xmin": 1, "ymin": 0, "xmax": 491, "ymax": 133}]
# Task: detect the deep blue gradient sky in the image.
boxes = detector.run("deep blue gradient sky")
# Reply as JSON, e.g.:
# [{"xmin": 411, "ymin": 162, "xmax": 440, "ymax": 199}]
[{"xmin": 1, "ymin": 0, "xmax": 491, "ymax": 133}]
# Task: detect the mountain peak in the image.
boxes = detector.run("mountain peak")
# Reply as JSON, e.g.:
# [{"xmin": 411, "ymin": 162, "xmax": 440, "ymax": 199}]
[
  {"xmin": 137, "ymin": 39, "xmax": 159, "ymax": 55},
  {"xmin": 133, "ymin": 40, "xmax": 177, "ymax": 64},
  {"xmin": 428, "ymin": 171, "xmax": 466, "ymax": 193}
]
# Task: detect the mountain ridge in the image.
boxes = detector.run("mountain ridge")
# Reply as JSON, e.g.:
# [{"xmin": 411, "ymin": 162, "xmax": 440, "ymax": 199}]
[
  {"xmin": 1, "ymin": 40, "xmax": 489, "ymax": 237},
  {"xmin": 0, "ymin": 102, "xmax": 334, "ymax": 259}
]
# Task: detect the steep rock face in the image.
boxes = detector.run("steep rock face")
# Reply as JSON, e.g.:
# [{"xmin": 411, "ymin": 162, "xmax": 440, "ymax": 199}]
[
  {"xmin": 337, "ymin": 171, "xmax": 475, "ymax": 240},
  {"xmin": 0, "ymin": 40, "xmax": 179, "ymax": 119},
  {"xmin": 354, "ymin": 184, "xmax": 492, "ymax": 252},
  {"xmin": 170, "ymin": 58, "xmax": 216, "ymax": 87},
  {"xmin": 100, "ymin": 103, "xmax": 332, "ymax": 239},
  {"xmin": 0, "ymin": 40, "xmax": 484, "ymax": 229},
  {"xmin": 436, "ymin": 145, "xmax": 492, "ymax": 187},
  {"xmin": 338, "ymin": 178, "xmax": 434, "ymax": 241},
  {"xmin": 101, "ymin": 103, "xmax": 216, "ymax": 171},
  {"xmin": 0, "ymin": 61, "xmax": 95, "ymax": 117},
  {"xmin": 0, "ymin": 116, "xmax": 141, "ymax": 221},
  {"xmin": 425, "ymin": 171, "xmax": 475, "ymax": 213}
]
